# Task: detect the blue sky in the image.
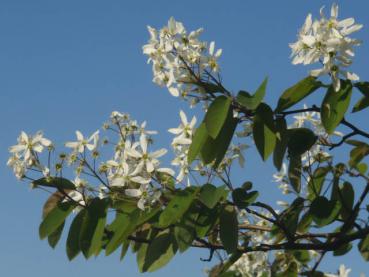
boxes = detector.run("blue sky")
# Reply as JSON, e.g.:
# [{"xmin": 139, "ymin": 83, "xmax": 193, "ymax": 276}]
[{"xmin": 1, "ymin": 1, "xmax": 369, "ymax": 276}]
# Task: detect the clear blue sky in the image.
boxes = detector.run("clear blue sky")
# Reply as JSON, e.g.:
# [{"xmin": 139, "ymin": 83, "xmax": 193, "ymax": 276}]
[{"xmin": 1, "ymin": 1, "xmax": 369, "ymax": 276}]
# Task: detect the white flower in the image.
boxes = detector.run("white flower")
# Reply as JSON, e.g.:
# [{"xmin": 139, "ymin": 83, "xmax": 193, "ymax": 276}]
[
  {"xmin": 292, "ymin": 104, "xmax": 320, "ymax": 128},
  {"xmin": 110, "ymin": 162, "xmax": 151, "ymax": 187},
  {"xmin": 126, "ymin": 135, "xmax": 167, "ymax": 173},
  {"xmin": 169, "ymin": 110, "xmax": 196, "ymax": 142},
  {"xmin": 207, "ymin": 41, "xmax": 222, "ymax": 72},
  {"xmin": 65, "ymin": 130, "xmax": 99, "ymax": 153},
  {"xmin": 325, "ymin": 264, "xmax": 351, "ymax": 277},
  {"xmin": 125, "ymin": 184, "xmax": 161, "ymax": 210},
  {"xmin": 7, "ymin": 154, "xmax": 26, "ymax": 179},
  {"xmin": 273, "ymin": 163, "xmax": 287, "ymax": 183},
  {"xmin": 9, "ymin": 131, "xmax": 52, "ymax": 165}
]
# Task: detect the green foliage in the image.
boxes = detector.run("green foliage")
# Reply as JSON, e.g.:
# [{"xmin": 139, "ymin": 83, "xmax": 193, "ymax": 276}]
[
  {"xmin": 33, "ymin": 177, "xmax": 76, "ymax": 190},
  {"xmin": 199, "ymin": 183, "xmax": 228, "ymax": 209},
  {"xmin": 321, "ymin": 81, "xmax": 353, "ymax": 134},
  {"xmin": 220, "ymin": 205, "xmax": 238, "ymax": 254},
  {"xmin": 348, "ymin": 140, "xmax": 369, "ymax": 169},
  {"xmin": 79, "ymin": 198, "xmax": 109, "ymax": 258},
  {"xmin": 66, "ymin": 209, "xmax": 86, "ymax": 260},
  {"xmin": 288, "ymin": 155, "xmax": 302, "ymax": 193},
  {"xmin": 307, "ymin": 166, "xmax": 330, "ymax": 201},
  {"xmin": 287, "ymin": 128, "xmax": 317, "ymax": 156},
  {"xmin": 39, "ymin": 201, "xmax": 75, "ymax": 240},
  {"xmin": 275, "ymin": 76, "xmax": 321, "ymax": 112},
  {"xmin": 158, "ymin": 188, "xmax": 197, "ymax": 228},
  {"xmin": 236, "ymin": 77, "xmax": 268, "ymax": 110},
  {"xmin": 253, "ymin": 103, "xmax": 276, "ymax": 160},
  {"xmin": 310, "ymin": 196, "xmax": 341, "ymax": 227},
  {"xmin": 358, "ymin": 235, "xmax": 369, "ymax": 261},
  {"xmin": 231, "ymin": 188, "xmax": 259, "ymax": 209},
  {"xmin": 273, "ymin": 117, "xmax": 288, "ymax": 171},
  {"xmin": 48, "ymin": 221, "xmax": 64, "ymax": 249},
  {"xmin": 201, "ymin": 109, "xmax": 238, "ymax": 167},
  {"xmin": 188, "ymin": 122, "xmax": 208, "ymax": 163},
  {"xmin": 205, "ymin": 96, "xmax": 232, "ymax": 139}
]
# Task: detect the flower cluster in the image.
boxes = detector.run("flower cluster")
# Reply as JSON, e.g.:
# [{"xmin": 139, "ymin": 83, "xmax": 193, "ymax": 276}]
[
  {"xmin": 8, "ymin": 131, "xmax": 52, "ymax": 180},
  {"xmin": 143, "ymin": 17, "xmax": 222, "ymax": 102},
  {"xmin": 290, "ymin": 3, "xmax": 362, "ymax": 91},
  {"xmin": 169, "ymin": 110, "xmax": 197, "ymax": 186},
  {"xmin": 8, "ymin": 112, "xmax": 176, "ymax": 211}
]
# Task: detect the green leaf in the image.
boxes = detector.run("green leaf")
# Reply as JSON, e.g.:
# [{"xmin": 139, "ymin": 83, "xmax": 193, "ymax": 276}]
[
  {"xmin": 292, "ymin": 250, "xmax": 311, "ymax": 264},
  {"xmin": 358, "ymin": 235, "xmax": 369, "ymax": 261},
  {"xmin": 339, "ymin": 182, "xmax": 355, "ymax": 220},
  {"xmin": 355, "ymin": 82, "xmax": 369, "ymax": 96},
  {"xmin": 357, "ymin": 163, "xmax": 368, "ymax": 174},
  {"xmin": 287, "ymin": 128, "xmax": 317, "ymax": 156},
  {"xmin": 279, "ymin": 197, "xmax": 304, "ymax": 236},
  {"xmin": 310, "ymin": 196, "xmax": 341, "ymax": 227},
  {"xmin": 120, "ymin": 242, "xmax": 130, "ymax": 261},
  {"xmin": 352, "ymin": 95, "xmax": 369, "ymax": 113},
  {"xmin": 288, "ymin": 155, "xmax": 302, "ymax": 193},
  {"xmin": 334, "ymin": 243, "xmax": 352, "ymax": 256},
  {"xmin": 307, "ymin": 166, "xmax": 330, "ymax": 201},
  {"xmin": 194, "ymin": 206, "xmax": 220, "ymax": 238},
  {"xmin": 188, "ymin": 122, "xmax": 209, "ymax": 164},
  {"xmin": 140, "ymin": 229, "xmax": 178, "ymax": 272},
  {"xmin": 66, "ymin": 209, "xmax": 86, "ymax": 260},
  {"xmin": 220, "ymin": 205, "xmax": 238, "ymax": 254},
  {"xmin": 105, "ymin": 213, "xmax": 132, "ymax": 255},
  {"xmin": 199, "ymin": 184, "xmax": 228, "ymax": 209},
  {"xmin": 273, "ymin": 117, "xmax": 288, "ymax": 171},
  {"xmin": 297, "ymin": 212, "xmax": 313, "ymax": 233},
  {"xmin": 174, "ymin": 224, "xmax": 196, "ymax": 253},
  {"xmin": 172, "ymin": 200, "xmax": 200, "ymax": 253},
  {"xmin": 275, "ymin": 76, "xmax": 321, "ymax": 112},
  {"xmin": 353, "ymin": 82, "xmax": 369, "ymax": 113},
  {"xmin": 33, "ymin": 177, "xmax": 76, "ymax": 190},
  {"xmin": 79, "ymin": 198, "xmax": 109, "ymax": 258},
  {"xmin": 106, "ymin": 208, "xmax": 160, "ymax": 256},
  {"xmin": 321, "ymin": 81, "xmax": 353, "ymax": 134},
  {"xmin": 253, "ymin": 103, "xmax": 276, "ymax": 160},
  {"xmin": 41, "ymin": 191, "xmax": 68, "ymax": 248},
  {"xmin": 349, "ymin": 142, "xmax": 369, "ymax": 168},
  {"xmin": 48, "ymin": 221, "xmax": 64, "ymax": 249},
  {"xmin": 201, "ymin": 109, "xmax": 238, "ymax": 167},
  {"xmin": 236, "ymin": 77, "xmax": 268, "ymax": 110},
  {"xmin": 39, "ymin": 201, "xmax": 75, "ymax": 240},
  {"xmin": 205, "ymin": 96, "xmax": 232, "ymax": 139},
  {"xmin": 232, "ymin": 188, "xmax": 259, "ymax": 209},
  {"xmin": 158, "ymin": 189, "xmax": 196, "ymax": 228}
]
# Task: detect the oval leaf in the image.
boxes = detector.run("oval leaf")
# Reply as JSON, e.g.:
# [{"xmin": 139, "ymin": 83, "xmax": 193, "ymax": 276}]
[
  {"xmin": 39, "ymin": 201, "xmax": 75, "ymax": 240},
  {"xmin": 321, "ymin": 81, "xmax": 352, "ymax": 134},
  {"xmin": 275, "ymin": 76, "xmax": 321, "ymax": 112},
  {"xmin": 220, "ymin": 205, "xmax": 238, "ymax": 254},
  {"xmin": 205, "ymin": 96, "xmax": 232, "ymax": 139},
  {"xmin": 253, "ymin": 103, "xmax": 276, "ymax": 161}
]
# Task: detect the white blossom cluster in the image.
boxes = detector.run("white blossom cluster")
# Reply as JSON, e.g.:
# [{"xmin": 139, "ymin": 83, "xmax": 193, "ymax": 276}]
[
  {"xmin": 290, "ymin": 3, "xmax": 363, "ymax": 91},
  {"xmin": 7, "ymin": 131, "xmax": 52, "ymax": 180},
  {"xmin": 8, "ymin": 112, "xmax": 176, "ymax": 211},
  {"xmin": 143, "ymin": 17, "xmax": 222, "ymax": 103},
  {"xmin": 169, "ymin": 110, "xmax": 197, "ymax": 186}
]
